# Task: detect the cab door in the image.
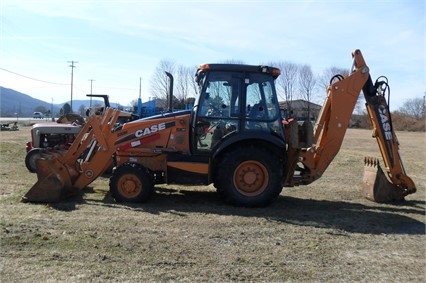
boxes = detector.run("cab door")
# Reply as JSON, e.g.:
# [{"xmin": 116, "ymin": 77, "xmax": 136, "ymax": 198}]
[{"xmin": 193, "ymin": 72, "xmax": 243, "ymax": 153}]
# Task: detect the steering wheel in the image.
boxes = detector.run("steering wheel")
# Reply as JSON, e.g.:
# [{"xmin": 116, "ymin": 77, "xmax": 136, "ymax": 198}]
[{"xmin": 206, "ymin": 103, "xmax": 225, "ymax": 117}]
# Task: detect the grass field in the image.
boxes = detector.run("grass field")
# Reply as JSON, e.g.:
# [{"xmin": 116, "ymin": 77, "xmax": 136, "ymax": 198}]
[{"xmin": 0, "ymin": 127, "xmax": 425, "ymax": 282}]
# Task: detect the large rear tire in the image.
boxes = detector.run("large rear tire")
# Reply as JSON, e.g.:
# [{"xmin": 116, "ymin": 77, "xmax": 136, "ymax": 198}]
[
  {"xmin": 109, "ymin": 163, "xmax": 154, "ymax": 203},
  {"xmin": 216, "ymin": 146, "xmax": 283, "ymax": 207}
]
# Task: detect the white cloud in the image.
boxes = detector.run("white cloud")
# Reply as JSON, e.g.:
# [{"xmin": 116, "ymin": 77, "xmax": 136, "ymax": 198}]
[{"xmin": 1, "ymin": 0, "xmax": 424, "ymax": 109}]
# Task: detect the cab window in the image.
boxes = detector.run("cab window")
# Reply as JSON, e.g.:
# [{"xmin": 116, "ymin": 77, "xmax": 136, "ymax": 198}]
[{"xmin": 195, "ymin": 72, "xmax": 241, "ymax": 151}]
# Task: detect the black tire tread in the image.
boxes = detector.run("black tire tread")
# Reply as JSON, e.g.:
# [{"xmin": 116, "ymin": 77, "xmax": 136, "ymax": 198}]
[
  {"xmin": 215, "ymin": 145, "xmax": 283, "ymax": 207},
  {"xmin": 109, "ymin": 163, "xmax": 154, "ymax": 203}
]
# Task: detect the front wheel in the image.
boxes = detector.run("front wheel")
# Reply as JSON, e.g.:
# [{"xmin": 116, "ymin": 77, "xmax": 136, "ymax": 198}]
[
  {"xmin": 109, "ymin": 163, "xmax": 154, "ymax": 203},
  {"xmin": 25, "ymin": 148, "xmax": 43, "ymax": 173},
  {"xmin": 216, "ymin": 146, "xmax": 283, "ymax": 207}
]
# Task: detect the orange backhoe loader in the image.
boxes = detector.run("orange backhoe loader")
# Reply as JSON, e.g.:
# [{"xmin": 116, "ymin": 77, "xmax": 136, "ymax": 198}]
[{"xmin": 23, "ymin": 49, "xmax": 416, "ymax": 206}]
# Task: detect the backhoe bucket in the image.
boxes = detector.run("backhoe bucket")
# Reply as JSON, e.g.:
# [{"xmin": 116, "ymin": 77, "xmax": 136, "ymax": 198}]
[
  {"xmin": 22, "ymin": 158, "xmax": 74, "ymax": 203},
  {"xmin": 362, "ymin": 157, "xmax": 406, "ymax": 203}
]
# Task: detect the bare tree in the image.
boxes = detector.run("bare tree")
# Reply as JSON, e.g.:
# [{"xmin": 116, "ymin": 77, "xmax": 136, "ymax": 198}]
[
  {"xmin": 320, "ymin": 66, "xmax": 365, "ymax": 114},
  {"xmin": 318, "ymin": 66, "xmax": 349, "ymax": 90},
  {"xmin": 298, "ymin": 64, "xmax": 317, "ymax": 120},
  {"xmin": 60, "ymin": 103, "xmax": 72, "ymax": 115},
  {"xmin": 274, "ymin": 61, "xmax": 299, "ymax": 113},
  {"xmin": 150, "ymin": 59, "xmax": 175, "ymax": 108},
  {"xmin": 398, "ymin": 97, "xmax": 425, "ymax": 119},
  {"xmin": 176, "ymin": 65, "xmax": 196, "ymax": 109},
  {"xmin": 78, "ymin": 104, "xmax": 86, "ymax": 117},
  {"xmin": 34, "ymin": 105, "xmax": 48, "ymax": 114},
  {"xmin": 190, "ymin": 65, "xmax": 200, "ymax": 98},
  {"xmin": 222, "ymin": 59, "xmax": 245, "ymax": 64}
]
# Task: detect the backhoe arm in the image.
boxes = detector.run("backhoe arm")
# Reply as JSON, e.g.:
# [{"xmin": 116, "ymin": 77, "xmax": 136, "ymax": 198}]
[
  {"xmin": 293, "ymin": 49, "xmax": 369, "ymax": 183},
  {"xmin": 361, "ymin": 74, "xmax": 416, "ymax": 201},
  {"xmin": 287, "ymin": 49, "xmax": 416, "ymax": 202}
]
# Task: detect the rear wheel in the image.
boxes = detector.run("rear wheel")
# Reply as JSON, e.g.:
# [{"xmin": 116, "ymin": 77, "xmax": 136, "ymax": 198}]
[
  {"xmin": 109, "ymin": 163, "xmax": 154, "ymax": 203},
  {"xmin": 25, "ymin": 148, "xmax": 42, "ymax": 173},
  {"xmin": 216, "ymin": 146, "xmax": 283, "ymax": 207}
]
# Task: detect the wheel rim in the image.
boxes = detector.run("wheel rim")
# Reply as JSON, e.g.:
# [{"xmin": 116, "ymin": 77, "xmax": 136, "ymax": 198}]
[
  {"xmin": 117, "ymin": 173, "xmax": 142, "ymax": 199},
  {"xmin": 233, "ymin": 160, "xmax": 268, "ymax": 196}
]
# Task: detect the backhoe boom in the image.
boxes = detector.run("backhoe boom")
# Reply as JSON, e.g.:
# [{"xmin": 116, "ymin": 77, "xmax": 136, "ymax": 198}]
[{"xmin": 287, "ymin": 49, "xmax": 416, "ymax": 202}]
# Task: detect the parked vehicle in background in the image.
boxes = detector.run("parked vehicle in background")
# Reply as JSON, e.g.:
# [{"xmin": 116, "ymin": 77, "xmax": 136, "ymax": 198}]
[
  {"xmin": 0, "ymin": 122, "xmax": 19, "ymax": 131},
  {"xmin": 25, "ymin": 94, "xmax": 136, "ymax": 173},
  {"xmin": 25, "ymin": 122, "xmax": 82, "ymax": 173},
  {"xmin": 33, "ymin": 112, "xmax": 44, "ymax": 119}
]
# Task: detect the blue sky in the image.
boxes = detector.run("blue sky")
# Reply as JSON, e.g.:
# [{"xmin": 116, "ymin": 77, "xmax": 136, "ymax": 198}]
[{"xmin": 0, "ymin": 0, "xmax": 424, "ymax": 111}]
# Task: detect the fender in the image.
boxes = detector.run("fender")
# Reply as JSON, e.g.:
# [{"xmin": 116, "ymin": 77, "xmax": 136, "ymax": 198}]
[{"xmin": 212, "ymin": 130, "xmax": 286, "ymax": 160}]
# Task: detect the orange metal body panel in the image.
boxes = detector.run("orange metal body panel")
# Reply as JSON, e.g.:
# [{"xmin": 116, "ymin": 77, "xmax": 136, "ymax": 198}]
[{"xmin": 294, "ymin": 50, "xmax": 370, "ymax": 183}]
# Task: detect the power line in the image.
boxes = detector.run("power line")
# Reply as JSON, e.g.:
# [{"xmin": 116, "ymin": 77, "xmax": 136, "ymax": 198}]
[
  {"xmin": 0, "ymin": 67, "xmax": 69, "ymax": 85},
  {"xmin": 1, "ymin": 66, "xmax": 138, "ymax": 93}
]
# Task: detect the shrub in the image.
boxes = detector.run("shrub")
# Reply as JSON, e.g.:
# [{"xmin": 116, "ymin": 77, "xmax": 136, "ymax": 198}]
[
  {"xmin": 391, "ymin": 112, "xmax": 425, "ymax": 132},
  {"xmin": 350, "ymin": 113, "xmax": 425, "ymax": 132}
]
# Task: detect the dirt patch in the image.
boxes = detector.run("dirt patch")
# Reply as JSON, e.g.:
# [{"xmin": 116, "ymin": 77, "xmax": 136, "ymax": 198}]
[{"xmin": 0, "ymin": 128, "xmax": 425, "ymax": 282}]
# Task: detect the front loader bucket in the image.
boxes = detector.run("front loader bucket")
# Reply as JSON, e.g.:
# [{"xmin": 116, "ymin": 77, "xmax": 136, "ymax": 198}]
[
  {"xmin": 362, "ymin": 157, "xmax": 406, "ymax": 203},
  {"xmin": 22, "ymin": 158, "xmax": 75, "ymax": 203}
]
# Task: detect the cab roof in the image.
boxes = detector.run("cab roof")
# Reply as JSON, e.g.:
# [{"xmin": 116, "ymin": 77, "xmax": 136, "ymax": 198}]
[{"xmin": 197, "ymin": 63, "xmax": 281, "ymax": 79}]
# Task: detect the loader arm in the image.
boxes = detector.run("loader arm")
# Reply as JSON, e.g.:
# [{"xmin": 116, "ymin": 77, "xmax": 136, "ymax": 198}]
[
  {"xmin": 23, "ymin": 107, "xmax": 189, "ymax": 202},
  {"xmin": 23, "ymin": 108, "xmax": 124, "ymax": 202},
  {"xmin": 287, "ymin": 49, "xmax": 416, "ymax": 202}
]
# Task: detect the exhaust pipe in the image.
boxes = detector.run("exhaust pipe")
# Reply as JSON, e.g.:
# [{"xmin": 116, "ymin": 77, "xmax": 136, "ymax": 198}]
[{"xmin": 165, "ymin": 71, "xmax": 174, "ymax": 113}]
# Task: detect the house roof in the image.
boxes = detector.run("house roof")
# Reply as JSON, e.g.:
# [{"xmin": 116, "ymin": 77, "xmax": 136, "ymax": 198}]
[
  {"xmin": 141, "ymin": 98, "xmax": 165, "ymax": 108},
  {"xmin": 279, "ymin": 99, "xmax": 322, "ymax": 111}
]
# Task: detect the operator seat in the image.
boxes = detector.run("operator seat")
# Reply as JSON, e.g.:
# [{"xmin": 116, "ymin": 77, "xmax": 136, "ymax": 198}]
[
  {"xmin": 248, "ymin": 103, "xmax": 266, "ymax": 129},
  {"xmin": 249, "ymin": 103, "xmax": 265, "ymax": 119}
]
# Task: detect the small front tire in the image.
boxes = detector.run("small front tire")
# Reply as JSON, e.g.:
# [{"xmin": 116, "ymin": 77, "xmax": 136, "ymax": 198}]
[
  {"xmin": 109, "ymin": 163, "xmax": 154, "ymax": 203},
  {"xmin": 25, "ymin": 148, "xmax": 43, "ymax": 173}
]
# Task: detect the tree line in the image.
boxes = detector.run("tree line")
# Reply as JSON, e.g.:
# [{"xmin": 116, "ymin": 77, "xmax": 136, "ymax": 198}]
[
  {"xmin": 29, "ymin": 59, "xmax": 424, "ymax": 129},
  {"xmin": 147, "ymin": 59, "xmax": 350, "ymax": 112},
  {"xmin": 146, "ymin": 59, "xmax": 424, "ymax": 122}
]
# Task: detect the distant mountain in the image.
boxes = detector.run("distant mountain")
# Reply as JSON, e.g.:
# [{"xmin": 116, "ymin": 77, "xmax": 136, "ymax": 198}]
[{"xmin": 0, "ymin": 86, "xmax": 106, "ymax": 117}]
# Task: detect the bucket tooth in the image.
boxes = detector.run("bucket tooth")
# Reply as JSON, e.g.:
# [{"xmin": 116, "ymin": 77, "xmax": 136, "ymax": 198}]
[
  {"xmin": 22, "ymin": 158, "xmax": 75, "ymax": 203},
  {"xmin": 362, "ymin": 157, "xmax": 406, "ymax": 203},
  {"xmin": 364, "ymin": 156, "xmax": 378, "ymax": 167}
]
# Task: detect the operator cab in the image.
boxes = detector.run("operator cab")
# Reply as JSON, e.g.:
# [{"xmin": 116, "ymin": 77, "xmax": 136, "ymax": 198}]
[{"xmin": 193, "ymin": 64, "xmax": 284, "ymax": 153}]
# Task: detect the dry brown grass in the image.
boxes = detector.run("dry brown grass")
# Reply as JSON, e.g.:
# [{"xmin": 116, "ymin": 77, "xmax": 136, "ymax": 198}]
[{"xmin": 0, "ymin": 127, "xmax": 425, "ymax": 282}]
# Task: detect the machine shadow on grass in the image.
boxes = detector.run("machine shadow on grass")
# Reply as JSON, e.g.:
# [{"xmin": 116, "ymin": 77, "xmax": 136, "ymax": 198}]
[{"xmin": 47, "ymin": 185, "xmax": 426, "ymax": 236}]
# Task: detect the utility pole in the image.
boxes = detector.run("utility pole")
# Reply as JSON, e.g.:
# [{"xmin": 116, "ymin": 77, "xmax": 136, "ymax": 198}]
[
  {"xmin": 68, "ymin": 60, "xmax": 78, "ymax": 112},
  {"xmin": 89, "ymin": 79, "xmax": 95, "ymax": 108},
  {"xmin": 139, "ymin": 77, "xmax": 142, "ymax": 99}
]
